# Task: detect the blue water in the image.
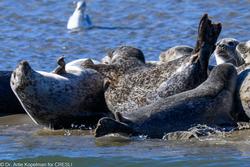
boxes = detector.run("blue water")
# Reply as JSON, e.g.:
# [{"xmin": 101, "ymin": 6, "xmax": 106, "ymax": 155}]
[{"xmin": 1, "ymin": 0, "xmax": 250, "ymax": 166}]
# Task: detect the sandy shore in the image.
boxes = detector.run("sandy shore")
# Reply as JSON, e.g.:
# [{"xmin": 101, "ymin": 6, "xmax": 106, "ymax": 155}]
[{"xmin": 0, "ymin": 114, "xmax": 34, "ymax": 125}]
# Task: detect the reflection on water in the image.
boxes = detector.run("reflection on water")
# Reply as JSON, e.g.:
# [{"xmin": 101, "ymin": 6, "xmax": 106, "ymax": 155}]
[
  {"xmin": 1, "ymin": 114, "xmax": 250, "ymax": 166},
  {"xmin": 1, "ymin": 0, "xmax": 250, "ymax": 165}
]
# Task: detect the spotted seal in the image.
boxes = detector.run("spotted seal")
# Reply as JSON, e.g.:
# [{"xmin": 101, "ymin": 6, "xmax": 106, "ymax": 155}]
[
  {"xmin": 227, "ymin": 41, "xmax": 250, "ymax": 122},
  {"xmin": 10, "ymin": 58, "xmax": 111, "ymax": 129},
  {"xmin": 95, "ymin": 64, "xmax": 238, "ymax": 138},
  {"xmin": 0, "ymin": 71, "xmax": 25, "ymax": 116},
  {"xmin": 234, "ymin": 69, "xmax": 250, "ymax": 122},
  {"xmin": 236, "ymin": 40, "xmax": 250, "ymax": 71},
  {"xmin": 214, "ymin": 38, "xmax": 245, "ymax": 66},
  {"xmin": 85, "ymin": 14, "xmax": 222, "ymax": 114},
  {"xmin": 219, "ymin": 41, "xmax": 250, "ymax": 121}
]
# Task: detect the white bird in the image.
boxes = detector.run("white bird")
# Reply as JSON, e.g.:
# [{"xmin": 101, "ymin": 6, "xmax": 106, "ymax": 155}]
[{"xmin": 67, "ymin": 1, "xmax": 92, "ymax": 30}]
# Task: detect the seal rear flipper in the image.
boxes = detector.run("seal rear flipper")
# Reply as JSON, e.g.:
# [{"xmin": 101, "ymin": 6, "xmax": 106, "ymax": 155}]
[{"xmin": 94, "ymin": 117, "xmax": 135, "ymax": 137}]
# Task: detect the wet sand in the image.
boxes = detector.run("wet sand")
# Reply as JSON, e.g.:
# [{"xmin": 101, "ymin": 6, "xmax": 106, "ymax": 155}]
[{"xmin": 0, "ymin": 114, "xmax": 34, "ymax": 126}]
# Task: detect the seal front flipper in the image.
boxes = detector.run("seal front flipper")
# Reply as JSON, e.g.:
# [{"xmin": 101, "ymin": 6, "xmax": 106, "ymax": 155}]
[
  {"xmin": 53, "ymin": 56, "xmax": 66, "ymax": 75},
  {"xmin": 95, "ymin": 117, "xmax": 135, "ymax": 137}
]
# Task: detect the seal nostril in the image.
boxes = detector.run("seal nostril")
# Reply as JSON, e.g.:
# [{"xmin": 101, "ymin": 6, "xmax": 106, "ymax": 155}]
[{"xmin": 219, "ymin": 44, "xmax": 225, "ymax": 49}]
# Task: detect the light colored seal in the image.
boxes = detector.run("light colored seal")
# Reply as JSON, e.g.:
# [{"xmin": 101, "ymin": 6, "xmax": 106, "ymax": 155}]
[
  {"xmin": 234, "ymin": 69, "xmax": 250, "ymax": 122},
  {"xmin": 85, "ymin": 14, "xmax": 222, "ymax": 114},
  {"xmin": 214, "ymin": 38, "xmax": 245, "ymax": 66},
  {"xmin": 236, "ymin": 40, "xmax": 250, "ymax": 71},
  {"xmin": 67, "ymin": 1, "xmax": 92, "ymax": 30},
  {"xmin": 95, "ymin": 64, "xmax": 238, "ymax": 138},
  {"xmin": 10, "ymin": 58, "xmax": 111, "ymax": 129},
  {"xmin": 159, "ymin": 45, "xmax": 193, "ymax": 63},
  {"xmin": 230, "ymin": 41, "xmax": 250, "ymax": 122}
]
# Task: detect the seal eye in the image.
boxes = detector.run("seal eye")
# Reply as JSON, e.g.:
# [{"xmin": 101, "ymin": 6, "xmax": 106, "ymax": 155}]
[{"xmin": 228, "ymin": 41, "xmax": 235, "ymax": 47}]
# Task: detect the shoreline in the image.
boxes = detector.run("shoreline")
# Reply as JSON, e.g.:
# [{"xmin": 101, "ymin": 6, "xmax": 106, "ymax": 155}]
[{"xmin": 0, "ymin": 113, "xmax": 34, "ymax": 125}]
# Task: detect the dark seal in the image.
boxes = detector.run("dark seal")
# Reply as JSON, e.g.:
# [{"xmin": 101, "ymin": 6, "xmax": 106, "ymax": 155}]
[
  {"xmin": 95, "ymin": 64, "xmax": 238, "ymax": 138},
  {"xmin": 0, "ymin": 71, "xmax": 25, "ymax": 116}
]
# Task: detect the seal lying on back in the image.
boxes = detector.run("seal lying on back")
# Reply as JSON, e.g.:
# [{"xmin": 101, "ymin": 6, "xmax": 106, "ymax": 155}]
[
  {"xmin": 214, "ymin": 38, "xmax": 245, "ymax": 67},
  {"xmin": 85, "ymin": 14, "xmax": 222, "ymax": 114},
  {"xmin": 0, "ymin": 71, "xmax": 25, "ymax": 116},
  {"xmin": 10, "ymin": 58, "xmax": 110, "ymax": 129},
  {"xmin": 95, "ymin": 64, "xmax": 238, "ymax": 138}
]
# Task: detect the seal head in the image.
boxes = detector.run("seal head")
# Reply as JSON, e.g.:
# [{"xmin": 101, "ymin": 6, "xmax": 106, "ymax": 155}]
[
  {"xmin": 214, "ymin": 38, "xmax": 244, "ymax": 66},
  {"xmin": 159, "ymin": 45, "xmax": 193, "ymax": 63}
]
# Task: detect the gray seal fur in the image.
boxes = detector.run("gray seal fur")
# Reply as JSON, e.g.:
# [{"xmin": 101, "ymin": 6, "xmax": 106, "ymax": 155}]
[
  {"xmin": 10, "ymin": 59, "xmax": 111, "ymax": 129},
  {"xmin": 234, "ymin": 69, "xmax": 250, "ymax": 122},
  {"xmin": 216, "ymin": 40, "xmax": 250, "ymax": 122},
  {"xmin": 236, "ymin": 40, "xmax": 250, "ymax": 72},
  {"xmin": 159, "ymin": 45, "xmax": 193, "ymax": 63},
  {"xmin": 214, "ymin": 38, "xmax": 245, "ymax": 67},
  {"xmin": 95, "ymin": 64, "xmax": 238, "ymax": 138},
  {"xmin": 84, "ymin": 14, "xmax": 222, "ymax": 114}
]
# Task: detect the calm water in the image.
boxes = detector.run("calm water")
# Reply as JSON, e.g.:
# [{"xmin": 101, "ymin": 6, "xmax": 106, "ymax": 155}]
[{"xmin": 1, "ymin": 0, "xmax": 250, "ymax": 166}]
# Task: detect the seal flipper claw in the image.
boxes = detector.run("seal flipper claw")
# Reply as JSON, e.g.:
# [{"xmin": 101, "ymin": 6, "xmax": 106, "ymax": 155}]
[
  {"xmin": 53, "ymin": 56, "xmax": 66, "ymax": 75},
  {"xmin": 95, "ymin": 117, "xmax": 135, "ymax": 137}
]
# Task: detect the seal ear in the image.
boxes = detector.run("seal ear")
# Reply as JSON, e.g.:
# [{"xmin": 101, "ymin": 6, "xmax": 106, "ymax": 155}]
[{"xmin": 94, "ymin": 117, "xmax": 134, "ymax": 137}]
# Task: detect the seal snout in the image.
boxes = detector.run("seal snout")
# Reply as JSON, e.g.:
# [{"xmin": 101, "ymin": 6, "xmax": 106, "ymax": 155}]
[{"xmin": 11, "ymin": 60, "xmax": 33, "ymax": 91}]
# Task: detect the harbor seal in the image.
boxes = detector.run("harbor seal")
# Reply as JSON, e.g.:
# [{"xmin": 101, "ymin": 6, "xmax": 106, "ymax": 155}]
[
  {"xmin": 232, "ymin": 41, "xmax": 250, "ymax": 121},
  {"xmin": 214, "ymin": 38, "xmax": 245, "ymax": 66},
  {"xmin": 10, "ymin": 58, "xmax": 111, "ymax": 129},
  {"xmin": 85, "ymin": 14, "xmax": 222, "ymax": 114},
  {"xmin": 234, "ymin": 69, "xmax": 250, "ymax": 122},
  {"xmin": 159, "ymin": 45, "xmax": 193, "ymax": 63},
  {"xmin": 214, "ymin": 38, "xmax": 250, "ymax": 122},
  {"xmin": 236, "ymin": 40, "xmax": 250, "ymax": 71},
  {"xmin": 95, "ymin": 64, "xmax": 238, "ymax": 138},
  {"xmin": 0, "ymin": 71, "xmax": 25, "ymax": 116}
]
